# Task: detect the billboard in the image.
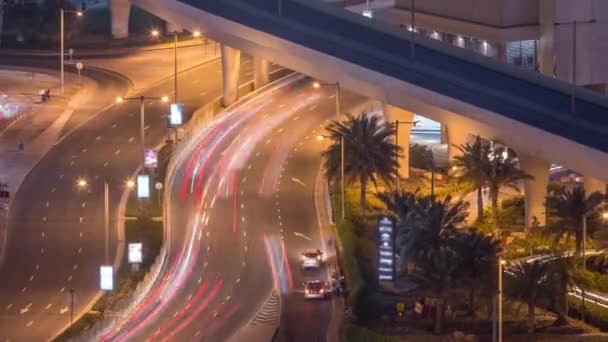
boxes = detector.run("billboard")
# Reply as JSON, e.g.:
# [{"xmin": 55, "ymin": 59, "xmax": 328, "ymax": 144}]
[
  {"xmin": 137, "ymin": 174, "xmax": 150, "ymax": 198},
  {"xmin": 128, "ymin": 243, "xmax": 143, "ymax": 264},
  {"xmin": 169, "ymin": 103, "xmax": 183, "ymax": 127},
  {"xmin": 377, "ymin": 216, "xmax": 395, "ymax": 283},
  {"xmin": 144, "ymin": 149, "xmax": 158, "ymax": 169},
  {"xmin": 99, "ymin": 265, "xmax": 113, "ymax": 291}
]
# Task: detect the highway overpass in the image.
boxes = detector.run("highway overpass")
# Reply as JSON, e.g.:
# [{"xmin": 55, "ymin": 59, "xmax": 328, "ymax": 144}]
[{"xmin": 110, "ymin": 0, "xmax": 608, "ymax": 226}]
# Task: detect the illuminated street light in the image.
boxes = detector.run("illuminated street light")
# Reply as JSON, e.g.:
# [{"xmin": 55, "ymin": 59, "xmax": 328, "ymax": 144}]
[
  {"xmin": 60, "ymin": 5, "xmax": 85, "ymax": 95},
  {"xmin": 193, "ymin": 30, "xmax": 201, "ymax": 38},
  {"xmin": 312, "ymin": 82, "xmax": 321, "ymax": 89},
  {"xmin": 151, "ymin": 29, "xmax": 160, "ymax": 37},
  {"xmin": 161, "ymin": 96, "xmax": 169, "ymax": 103},
  {"xmin": 116, "ymin": 97, "xmax": 124, "ymax": 103},
  {"xmin": 76, "ymin": 178, "xmax": 88, "ymax": 188},
  {"xmin": 603, "ymin": 212, "xmax": 608, "ymax": 220},
  {"xmin": 126, "ymin": 180, "xmax": 135, "ymax": 189},
  {"xmin": 316, "ymin": 135, "xmax": 324, "ymax": 141}
]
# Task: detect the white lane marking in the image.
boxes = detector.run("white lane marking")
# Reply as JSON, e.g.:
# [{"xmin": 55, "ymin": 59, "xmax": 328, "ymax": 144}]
[
  {"xmin": 20, "ymin": 287, "xmax": 27, "ymax": 293},
  {"xmin": 82, "ymin": 148, "xmax": 87, "ymax": 153},
  {"xmin": 42, "ymin": 217, "xmax": 46, "ymax": 222},
  {"xmin": 192, "ymin": 80, "xmax": 201, "ymax": 85},
  {"xmin": 294, "ymin": 232, "xmax": 313, "ymax": 241},
  {"xmin": 265, "ymin": 139, "xmax": 271, "ymax": 145},
  {"xmin": 309, "ymin": 105, "xmax": 318, "ymax": 111},
  {"xmin": 81, "ymin": 202, "xmax": 86, "ymax": 208},
  {"xmin": 128, "ymin": 137, "xmax": 135, "ymax": 143},
  {"xmin": 67, "ymin": 275, "xmax": 72, "ymax": 282},
  {"xmin": 79, "ymin": 217, "xmax": 83, "ymax": 223},
  {"xmin": 235, "ymin": 278, "xmax": 241, "ymax": 284},
  {"xmin": 45, "ymin": 201, "xmax": 50, "ymax": 207},
  {"xmin": 60, "ymin": 307, "xmax": 69, "ymax": 314},
  {"xmin": 25, "ymin": 321, "xmax": 33, "ymax": 328},
  {"xmin": 278, "ymin": 127, "xmax": 284, "ymax": 133},
  {"xmin": 73, "ymin": 264, "xmax": 78, "ymax": 270},
  {"xmin": 6, "ymin": 304, "xmax": 12, "ymax": 310},
  {"xmin": 96, "ymin": 136, "xmax": 102, "ymax": 141},
  {"xmin": 104, "ymin": 162, "xmax": 108, "ymax": 168},
  {"xmin": 144, "ymin": 125, "xmax": 150, "ymax": 130},
  {"xmin": 60, "ymin": 287, "xmax": 65, "ymax": 293},
  {"xmin": 35, "ymin": 264, "xmax": 39, "ymax": 270},
  {"xmin": 293, "ymin": 115, "xmax": 300, "ymax": 121},
  {"xmin": 51, "ymin": 187, "xmax": 56, "ymax": 193},
  {"xmin": 291, "ymin": 177, "xmax": 306, "ymax": 187},
  {"xmin": 20, "ymin": 303, "xmax": 32, "ymax": 314},
  {"xmin": 78, "ymin": 247, "xmax": 82, "ymax": 254},
  {"xmin": 115, "ymin": 149, "xmax": 120, "ymax": 155},
  {"xmin": 111, "ymin": 123, "xmax": 118, "ymax": 128},
  {"xmin": 44, "ymin": 304, "xmax": 52, "ymax": 310},
  {"xmin": 28, "ymin": 275, "xmax": 34, "ymax": 282},
  {"xmin": 41, "ymin": 232, "xmax": 45, "ymax": 237},
  {"xmin": 40, "ymin": 248, "xmax": 44, "ymax": 254},
  {"xmin": 200, "ymin": 91, "xmax": 208, "ymax": 96}
]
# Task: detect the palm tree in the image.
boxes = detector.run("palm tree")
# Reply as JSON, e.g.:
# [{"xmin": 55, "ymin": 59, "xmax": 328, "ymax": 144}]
[
  {"xmin": 483, "ymin": 145, "xmax": 533, "ymax": 237},
  {"xmin": 323, "ymin": 112, "xmax": 400, "ymax": 213},
  {"xmin": 546, "ymin": 255, "xmax": 577, "ymax": 326},
  {"xmin": 506, "ymin": 260, "xmax": 551, "ymax": 334},
  {"xmin": 545, "ymin": 186, "xmax": 607, "ymax": 255},
  {"xmin": 415, "ymin": 246, "xmax": 460, "ymax": 334},
  {"xmin": 398, "ymin": 194, "xmax": 469, "ymax": 259},
  {"xmin": 451, "ymin": 230, "xmax": 500, "ymax": 316},
  {"xmin": 451, "ymin": 136, "xmax": 492, "ymax": 222}
]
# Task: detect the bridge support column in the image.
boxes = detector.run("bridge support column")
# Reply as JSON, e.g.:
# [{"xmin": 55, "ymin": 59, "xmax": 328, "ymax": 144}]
[
  {"xmin": 519, "ymin": 154, "xmax": 550, "ymax": 228},
  {"xmin": 109, "ymin": 0, "xmax": 131, "ymax": 39},
  {"xmin": 584, "ymin": 176, "xmax": 606, "ymax": 195},
  {"xmin": 445, "ymin": 124, "xmax": 470, "ymax": 160},
  {"xmin": 383, "ymin": 104, "xmax": 414, "ymax": 179},
  {"xmin": 221, "ymin": 44, "xmax": 241, "ymax": 107},
  {"xmin": 253, "ymin": 56, "xmax": 270, "ymax": 89}
]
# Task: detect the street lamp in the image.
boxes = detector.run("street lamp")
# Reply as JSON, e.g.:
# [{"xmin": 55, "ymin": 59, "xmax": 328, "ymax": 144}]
[
  {"xmin": 498, "ymin": 259, "xmax": 505, "ymax": 342},
  {"xmin": 60, "ymin": 3, "xmax": 86, "ymax": 96},
  {"xmin": 394, "ymin": 120, "xmax": 421, "ymax": 190},
  {"xmin": 76, "ymin": 178, "xmax": 110, "ymax": 264},
  {"xmin": 313, "ymin": 81, "xmax": 344, "ymax": 220},
  {"xmin": 116, "ymin": 95, "xmax": 169, "ymax": 170}
]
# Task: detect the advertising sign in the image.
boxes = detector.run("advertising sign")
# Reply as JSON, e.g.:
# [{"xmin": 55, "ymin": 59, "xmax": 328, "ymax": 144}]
[
  {"xmin": 99, "ymin": 266, "xmax": 113, "ymax": 291},
  {"xmin": 144, "ymin": 149, "xmax": 158, "ymax": 169},
  {"xmin": 169, "ymin": 103, "xmax": 183, "ymax": 127},
  {"xmin": 137, "ymin": 174, "xmax": 150, "ymax": 199},
  {"xmin": 128, "ymin": 243, "xmax": 143, "ymax": 264},
  {"xmin": 377, "ymin": 216, "xmax": 395, "ymax": 282}
]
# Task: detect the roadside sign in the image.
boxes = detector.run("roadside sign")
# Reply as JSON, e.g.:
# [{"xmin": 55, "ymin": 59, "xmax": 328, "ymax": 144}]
[
  {"xmin": 76, "ymin": 62, "xmax": 83, "ymax": 70},
  {"xmin": 128, "ymin": 243, "xmax": 143, "ymax": 264},
  {"xmin": 155, "ymin": 182, "xmax": 163, "ymax": 190},
  {"xmin": 396, "ymin": 302, "xmax": 405, "ymax": 314},
  {"xmin": 137, "ymin": 174, "xmax": 150, "ymax": 198},
  {"xmin": 99, "ymin": 266, "xmax": 113, "ymax": 291},
  {"xmin": 169, "ymin": 103, "xmax": 183, "ymax": 127}
]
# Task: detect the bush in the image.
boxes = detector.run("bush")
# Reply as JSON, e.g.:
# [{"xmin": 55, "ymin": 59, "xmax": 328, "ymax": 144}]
[
  {"xmin": 409, "ymin": 144, "xmax": 433, "ymax": 170},
  {"xmin": 569, "ymin": 296, "xmax": 608, "ymax": 331}
]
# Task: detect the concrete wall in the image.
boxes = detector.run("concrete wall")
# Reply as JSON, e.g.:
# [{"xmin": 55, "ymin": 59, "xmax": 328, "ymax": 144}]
[{"xmin": 395, "ymin": 0, "xmax": 538, "ymax": 27}]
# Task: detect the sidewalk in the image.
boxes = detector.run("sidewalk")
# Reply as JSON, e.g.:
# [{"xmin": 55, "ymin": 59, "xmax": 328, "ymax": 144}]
[{"xmin": 314, "ymin": 162, "xmax": 344, "ymax": 342}]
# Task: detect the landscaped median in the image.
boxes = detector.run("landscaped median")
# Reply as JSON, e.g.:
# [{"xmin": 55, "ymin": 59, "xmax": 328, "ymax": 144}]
[{"xmin": 52, "ymin": 144, "xmax": 173, "ymax": 342}]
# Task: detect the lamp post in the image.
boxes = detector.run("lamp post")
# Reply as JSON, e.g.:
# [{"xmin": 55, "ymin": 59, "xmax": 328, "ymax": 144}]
[
  {"xmin": 498, "ymin": 259, "xmax": 505, "ymax": 342},
  {"xmin": 410, "ymin": 0, "xmax": 415, "ymax": 59},
  {"xmin": 314, "ymin": 81, "xmax": 344, "ymax": 220},
  {"xmin": 394, "ymin": 120, "xmax": 420, "ymax": 190},
  {"xmin": 69, "ymin": 287, "xmax": 75, "ymax": 328},
  {"xmin": 60, "ymin": 5, "xmax": 84, "ymax": 96},
  {"xmin": 116, "ymin": 95, "xmax": 169, "ymax": 170}
]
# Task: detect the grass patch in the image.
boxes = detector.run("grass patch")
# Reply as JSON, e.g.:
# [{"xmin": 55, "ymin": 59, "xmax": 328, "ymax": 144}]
[{"xmin": 340, "ymin": 321, "xmax": 400, "ymax": 342}]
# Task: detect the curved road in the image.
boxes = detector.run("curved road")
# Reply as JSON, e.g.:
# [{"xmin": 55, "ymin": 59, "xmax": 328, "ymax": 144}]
[
  {"xmin": 0, "ymin": 56, "xmax": 261, "ymax": 341},
  {"xmin": 101, "ymin": 76, "xmax": 365, "ymax": 341}
]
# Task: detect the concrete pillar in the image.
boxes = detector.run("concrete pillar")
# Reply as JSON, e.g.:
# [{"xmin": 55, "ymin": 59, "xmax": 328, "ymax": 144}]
[
  {"xmin": 383, "ymin": 104, "xmax": 414, "ymax": 179},
  {"xmin": 584, "ymin": 176, "xmax": 606, "ymax": 195},
  {"xmin": 221, "ymin": 44, "xmax": 241, "ymax": 107},
  {"xmin": 538, "ymin": 0, "xmax": 556, "ymax": 76},
  {"xmin": 253, "ymin": 56, "xmax": 270, "ymax": 89},
  {"xmin": 109, "ymin": 0, "xmax": 131, "ymax": 39},
  {"xmin": 165, "ymin": 22, "xmax": 183, "ymax": 34},
  {"xmin": 445, "ymin": 124, "xmax": 470, "ymax": 160},
  {"xmin": 519, "ymin": 154, "xmax": 550, "ymax": 227}
]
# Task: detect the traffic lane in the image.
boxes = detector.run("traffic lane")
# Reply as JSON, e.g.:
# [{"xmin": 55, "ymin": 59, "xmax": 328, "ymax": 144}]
[
  {"xmin": 0, "ymin": 58, "xmax": 259, "ymax": 341},
  {"xmin": 276, "ymin": 90, "xmax": 366, "ymax": 342}
]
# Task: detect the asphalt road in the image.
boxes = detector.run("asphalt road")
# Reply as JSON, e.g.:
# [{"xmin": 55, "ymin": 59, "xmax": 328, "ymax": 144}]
[
  {"xmin": 0, "ymin": 56, "xmax": 262, "ymax": 341},
  {"xmin": 101, "ymin": 76, "xmax": 366, "ymax": 341}
]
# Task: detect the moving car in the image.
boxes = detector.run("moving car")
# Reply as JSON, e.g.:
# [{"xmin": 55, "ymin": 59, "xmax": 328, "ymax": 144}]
[
  {"xmin": 304, "ymin": 280, "xmax": 330, "ymax": 299},
  {"xmin": 301, "ymin": 249, "xmax": 323, "ymax": 269}
]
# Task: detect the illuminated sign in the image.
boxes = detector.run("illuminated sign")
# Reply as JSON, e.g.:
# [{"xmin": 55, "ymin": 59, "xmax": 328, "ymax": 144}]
[
  {"xmin": 169, "ymin": 103, "xmax": 183, "ymax": 126},
  {"xmin": 128, "ymin": 243, "xmax": 143, "ymax": 264},
  {"xmin": 137, "ymin": 174, "xmax": 150, "ymax": 198},
  {"xmin": 362, "ymin": 10, "xmax": 373, "ymax": 18},
  {"xmin": 377, "ymin": 216, "xmax": 395, "ymax": 283},
  {"xmin": 144, "ymin": 149, "xmax": 158, "ymax": 169},
  {"xmin": 99, "ymin": 266, "xmax": 113, "ymax": 291}
]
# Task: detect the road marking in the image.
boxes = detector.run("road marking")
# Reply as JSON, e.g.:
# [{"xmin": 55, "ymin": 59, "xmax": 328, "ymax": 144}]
[
  {"xmin": 235, "ymin": 278, "xmax": 240, "ymax": 284},
  {"xmin": 40, "ymin": 248, "xmax": 44, "ymax": 254},
  {"xmin": 67, "ymin": 275, "xmax": 72, "ymax": 282},
  {"xmin": 103, "ymin": 162, "xmax": 108, "ymax": 168},
  {"xmin": 192, "ymin": 80, "xmax": 200, "ymax": 85},
  {"xmin": 115, "ymin": 149, "xmax": 120, "ymax": 155},
  {"xmin": 111, "ymin": 123, "xmax": 117, "ymax": 128},
  {"xmin": 6, "ymin": 304, "xmax": 12, "ymax": 310},
  {"xmin": 309, "ymin": 105, "xmax": 318, "ymax": 111},
  {"xmin": 240, "ymin": 204, "xmax": 244, "ymax": 209},
  {"xmin": 69, "ymin": 161, "xmax": 74, "ymax": 166},
  {"xmin": 293, "ymin": 115, "xmax": 300, "ymax": 121},
  {"xmin": 73, "ymin": 264, "xmax": 78, "ymax": 270},
  {"xmin": 195, "ymin": 331, "xmax": 201, "ymax": 337},
  {"xmin": 265, "ymin": 139, "xmax": 271, "ymax": 145},
  {"xmin": 198, "ymin": 277, "xmax": 202, "ymax": 284},
  {"xmin": 21, "ymin": 287, "xmax": 27, "ymax": 293},
  {"xmin": 78, "ymin": 247, "xmax": 82, "ymax": 254},
  {"xmin": 42, "ymin": 217, "xmax": 46, "ymax": 222},
  {"xmin": 294, "ymin": 232, "xmax": 313, "ymax": 241},
  {"xmin": 79, "ymin": 217, "xmax": 83, "ymax": 223},
  {"xmin": 44, "ymin": 304, "xmax": 52, "ymax": 310},
  {"xmin": 187, "ymin": 294, "xmax": 193, "ymax": 301},
  {"xmin": 256, "ymin": 152, "xmax": 260, "ymax": 157},
  {"xmin": 82, "ymin": 148, "xmax": 87, "ymax": 153},
  {"xmin": 81, "ymin": 202, "xmax": 86, "ymax": 208},
  {"xmin": 28, "ymin": 275, "xmax": 34, "ymax": 282},
  {"xmin": 25, "ymin": 321, "xmax": 33, "ymax": 328},
  {"xmin": 41, "ymin": 231, "xmax": 45, "ymax": 237},
  {"xmin": 128, "ymin": 137, "xmax": 134, "ymax": 143},
  {"xmin": 35, "ymin": 264, "xmax": 39, "ymax": 270},
  {"xmin": 291, "ymin": 177, "xmax": 306, "ymax": 187},
  {"xmin": 241, "ymin": 217, "xmax": 245, "ymax": 223},
  {"xmin": 51, "ymin": 187, "xmax": 56, "ymax": 193},
  {"xmin": 45, "ymin": 201, "xmax": 50, "ymax": 207},
  {"xmin": 96, "ymin": 136, "xmax": 102, "ymax": 141},
  {"xmin": 20, "ymin": 303, "xmax": 31, "ymax": 314},
  {"xmin": 144, "ymin": 125, "xmax": 150, "ymax": 130},
  {"xmin": 242, "ymin": 261, "xmax": 246, "ymax": 268},
  {"xmin": 200, "ymin": 91, "xmax": 208, "ymax": 96},
  {"xmin": 60, "ymin": 307, "xmax": 69, "ymax": 314},
  {"xmin": 278, "ymin": 128, "xmax": 284, "ymax": 133},
  {"xmin": 59, "ymin": 174, "xmax": 64, "ymax": 179},
  {"xmin": 60, "ymin": 287, "xmax": 65, "ymax": 293}
]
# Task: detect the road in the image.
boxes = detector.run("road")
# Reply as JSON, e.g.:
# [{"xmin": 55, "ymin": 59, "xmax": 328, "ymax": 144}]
[
  {"xmin": 0, "ymin": 56, "xmax": 264, "ymax": 341},
  {"xmin": 100, "ymin": 75, "xmax": 366, "ymax": 341}
]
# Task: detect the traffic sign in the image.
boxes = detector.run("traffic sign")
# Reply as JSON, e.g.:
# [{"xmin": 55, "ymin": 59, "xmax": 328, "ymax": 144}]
[{"xmin": 76, "ymin": 62, "xmax": 83, "ymax": 70}]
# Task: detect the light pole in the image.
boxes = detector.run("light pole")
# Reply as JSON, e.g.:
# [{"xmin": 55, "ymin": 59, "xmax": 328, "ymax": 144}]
[
  {"xmin": 498, "ymin": 259, "xmax": 505, "ymax": 342},
  {"xmin": 69, "ymin": 287, "xmax": 75, "ymax": 328},
  {"xmin": 314, "ymin": 81, "xmax": 344, "ymax": 220},
  {"xmin": 60, "ymin": 5, "xmax": 84, "ymax": 96},
  {"xmin": 116, "ymin": 95, "xmax": 169, "ymax": 170},
  {"xmin": 394, "ymin": 120, "xmax": 420, "ymax": 190}
]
